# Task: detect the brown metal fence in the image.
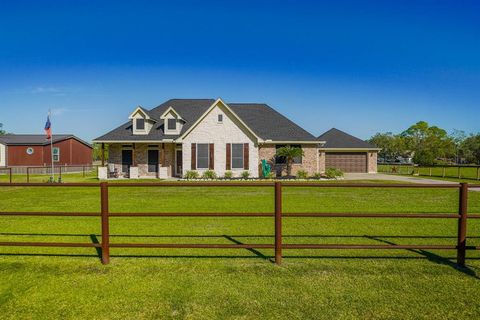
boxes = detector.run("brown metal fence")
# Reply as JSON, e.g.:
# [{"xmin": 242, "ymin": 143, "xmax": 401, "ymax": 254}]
[
  {"xmin": 0, "ymin": 181, "xmax": 479, "ymax": 266},
  {"xmin": 379, "ymin": 164, "xmax": 480, "ymax": 180},
  {"xmin": 0, "ymin": 167, "xmax": 12, "ymax": 183}
]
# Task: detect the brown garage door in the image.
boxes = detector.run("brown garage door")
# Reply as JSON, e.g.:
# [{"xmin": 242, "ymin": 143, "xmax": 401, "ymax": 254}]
[{"xmin": 325, "ymin": 152, "xmax": 367, "ymax": 173}]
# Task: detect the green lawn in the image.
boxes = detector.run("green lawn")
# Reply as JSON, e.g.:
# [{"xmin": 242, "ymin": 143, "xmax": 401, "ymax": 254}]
[
  {"xmin": 379, "ymin": 164, "xmax": 480, "ymax": 182},
  {"xmin": 1, "ymin": 181, "xmax": 480, "ymax": 319}
]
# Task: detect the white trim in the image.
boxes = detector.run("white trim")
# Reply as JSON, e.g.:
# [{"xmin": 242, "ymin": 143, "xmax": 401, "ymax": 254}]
[
  {"xmin": 160, "ymin": 106, "xmax": 185, "ymax": 121},
  {"xmin": 230, "ymin": 143, "xmax": 244, "ymax": 170},
  {"xmin": 321, "ymin": 148, "xmax": 381, "ymax": 151},
  {"xmin": 128, "ymin": 106, "xmax": 153, "ymax": 120},
  {"xmin": 174, "ymin": 148, "xmax": 182, "ymax": 177},
  {"xmin": 196, "ymin": 143, "xmax": 210, "ymax": 170},
  {"xmin": 178, "ymin": 98, "xmax": 261, "ymax": 142},
  {"xmin": 261, "ymin": 140, "xmax": 323, "ymax": 145}
]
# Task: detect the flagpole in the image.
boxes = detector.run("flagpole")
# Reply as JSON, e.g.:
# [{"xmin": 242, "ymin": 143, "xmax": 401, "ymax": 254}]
[{"xmin": 49, "ymin": 109, "xmax": 54, "ymax": 182}]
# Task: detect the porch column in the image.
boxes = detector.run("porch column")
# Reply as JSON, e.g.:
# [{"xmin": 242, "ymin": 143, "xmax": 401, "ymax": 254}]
[
  {"xmin": 161, "ymin": 144, "xmax": 165, "ymax": 166},
  {"xmin": 101, "ymin": 143, "xmax": 105, "ymax": 166},
  {"xmin": 132, "ymin": 143, "xmax": 136, "ymax": 166}
]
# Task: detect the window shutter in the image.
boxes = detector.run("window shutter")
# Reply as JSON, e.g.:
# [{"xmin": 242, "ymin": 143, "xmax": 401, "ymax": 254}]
[
  {"xmin": 226, "ymin": 144, "xmax": 231, "ymax": 170},
  {"xmin": 209, "ymin": 144, "xmax": 215, "ymax": 170},
  {"xmin": 191, "ymin": 144, "xmax": 196, "ymax": 170},
  {"xmin": 243, "ymin": 143, "xmax": 249, "ymax": 170}
]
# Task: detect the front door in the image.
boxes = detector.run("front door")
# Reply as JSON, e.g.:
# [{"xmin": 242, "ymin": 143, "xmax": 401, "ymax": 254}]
[
  {"xmin": 122, "ymin": 150, "xmax": 133, "ymax": 173},
  {"xmin": 148, "ymin": 150, "xmax": 159, "ymax": 173},
  {"xmin": 175, "ymin": 150, "xmax": 183, "ymax": 177}
]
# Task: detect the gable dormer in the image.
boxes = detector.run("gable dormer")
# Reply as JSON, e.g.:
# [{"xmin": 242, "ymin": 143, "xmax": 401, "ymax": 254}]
[
  {"xmin": 160, "ymin": 107, "xmax": 184, "ymax": 135},
  {"xmin": 129, "ymin": 106, "xmax": 156, "ymax": 135}
]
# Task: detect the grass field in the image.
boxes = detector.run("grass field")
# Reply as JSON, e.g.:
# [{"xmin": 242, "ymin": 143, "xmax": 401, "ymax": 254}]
[
  {"xmin": 379, "ymin": 164, "xmax": 480, "ymax": 182},
  {"xmin": 1, "ymin": 180, "xmax": 480, "ymax": 319}
]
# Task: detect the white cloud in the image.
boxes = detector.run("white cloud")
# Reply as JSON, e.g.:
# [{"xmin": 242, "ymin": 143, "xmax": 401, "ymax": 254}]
[
  {"xmin": 31, "ymin": 86, "xmax": 63, "ymax": 94},
  {"xmin": 50, "ymin": 108, "xmax": 69, "ymax": 116}
]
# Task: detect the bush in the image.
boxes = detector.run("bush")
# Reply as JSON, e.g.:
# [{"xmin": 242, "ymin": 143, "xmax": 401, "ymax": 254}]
[
  {"xmin": 311, "ymin": 172, "xmax": 322, "ymax": 179},
  {"xmin": 241, "ymin": 171, "xmax": 250, "ymax": 179},
  {"xmin": 266, "ymin": 172, "xmax": 276, "ymax": 179},
  {"xmin": 184, "ymin": 170, "xmax": 199, "ymax": 179},
  {"xmin": 202, "ymin": 170, "xmax": 217, "ymax": 179},
  {"xmin": 223, "ymin": 171, "xmax": 233, "ymax": 179},
  {"xmin": 325, "ymin": 168, "xmax": 344, "ymax": 179},
  {"xmin": 296, "ymin": 170, "xmax": 308, "ymax": 179}
]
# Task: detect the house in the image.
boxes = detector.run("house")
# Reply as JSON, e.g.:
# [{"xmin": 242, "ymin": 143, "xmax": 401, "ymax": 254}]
[
  {"xmin": 93, "ymin": 98, "xmax": 379, "ymax": 179},
  {"xmin": 317, "ymin": 128, "xmax": 380, "ymax": 173},
  {"xmin": 0, "ymin": 134, "xmax": 93, "ymax": 167}
]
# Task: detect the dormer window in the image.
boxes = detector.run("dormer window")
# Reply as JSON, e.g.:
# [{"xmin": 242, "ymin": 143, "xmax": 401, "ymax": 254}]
[
  {"xmin": 167, "ymin": 119, "xmax": 177, "ymax": 130},
  {"xmin": 136, "ymin": 119, "xmax": 145, "ymax": 130}
]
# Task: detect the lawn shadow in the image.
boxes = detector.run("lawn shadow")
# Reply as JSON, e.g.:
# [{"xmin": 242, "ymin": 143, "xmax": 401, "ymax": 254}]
[
  {"xmin": 89, "ymin": 234, "xmax": 102, "ymax": 262},
  {"xmin": 367, "ymin": 235, "xmax": 480, "ymax": 280},
  {"xmin": 223, "ymin": 235, "xmax": 271, "ymax": 262}
]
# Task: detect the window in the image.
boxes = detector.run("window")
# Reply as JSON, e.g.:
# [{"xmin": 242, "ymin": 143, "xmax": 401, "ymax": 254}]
[
  {"xmin": 231, "ymin": 144, "xmax": 244, "ymax": 169},
  {"xmin": 52, "ymin": 147, "xmax": 60, "ymax": 162},
  {"xmin": 167, "ymin": 119, "xmax": 176, "ymax": 130},
  {"xmin": 196, "ymin": 143, "xmax": 209, "ymax": 169},
  {"xmin": 136, "ymin": 118, "xmax": 145, "ymax": 130},
  {"xmin": 275, "ymin": 144, "xmax": 302, "ymax": 164},
  {"xmin": 275, "ymin": 145, "xmax": 286, "ymax": 164},
  {"xmin": 218, "ymin": 114, "xmax": 223, "ymax": 123},
  {"xmin": 26, "ymin": 147, "xmax": 34, "ymax": 155},
  {"xmin": 292, "ymin": 144, "xmax": 302, "ymax": 164}
]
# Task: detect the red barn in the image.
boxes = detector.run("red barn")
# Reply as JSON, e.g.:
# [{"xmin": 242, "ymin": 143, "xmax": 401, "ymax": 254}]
[{"xmin": 0, "ymin": 134, "xmax": 92, "ymax": 167}]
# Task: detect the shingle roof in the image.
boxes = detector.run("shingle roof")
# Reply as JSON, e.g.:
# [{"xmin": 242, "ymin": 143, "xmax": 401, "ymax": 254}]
[
  {"xmin": 0, "ymin": 134, "xmax": 92, "ymax": 147},
  {"xmin": 94, "ymin": 99, "xmax": 317, "ymax": 142},
  {"xmin": 317, "ymin": 128, "xmax": 377, "ymax": 149},
  {"xmin": 229, "ymin": 103, "xmax": 316, "ymax": 141}
]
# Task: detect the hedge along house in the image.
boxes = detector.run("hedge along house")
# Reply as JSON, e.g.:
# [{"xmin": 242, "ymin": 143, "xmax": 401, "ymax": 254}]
[
  {"xmin": 93, "ymin": 98, "xmax": 379, "ymax": 179},
  {"xmin": 317, "ymin": 128, "xmax": 380, "ymax": 173},
  {"xmin": 0, "ymin": 134, "xmax": 93, "ymax": 168}
]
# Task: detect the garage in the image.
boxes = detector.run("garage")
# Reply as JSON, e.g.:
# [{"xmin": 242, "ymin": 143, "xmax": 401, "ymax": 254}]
[{"xmin": 325, "ymin": 152, "xmax": 368, "ymax": 173}]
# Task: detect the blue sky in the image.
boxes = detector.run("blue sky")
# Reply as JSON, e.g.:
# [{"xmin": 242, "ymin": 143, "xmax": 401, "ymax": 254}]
[{"xmin": 0, "ymin": 0, "xmax": 479, "ymax": 142}]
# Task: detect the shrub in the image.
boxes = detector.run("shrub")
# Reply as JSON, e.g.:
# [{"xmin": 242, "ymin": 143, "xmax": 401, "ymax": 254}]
[
  {"xmin": 266, "ymin": 172, "xmax": 276, "ymax": 179},
  {"xmin": 202, "ymin": 170, "xmax": 217, "ymax": 179},
  {"xmin": 311, "ymin": 172, "xmax": 322, "ymax": 180},
  {"xmin": 223, "ymin": 171, "xmax": 233, "ymax": 179},
  {"xmin": 325, "ymin": 168, "xmax": 344, "ymax": 179},
  {"xmin": 241, "ymin": 171, "xmax": 250, "ymax": 179},
  {"xmin": 184, "ymin": 170, "xmax": 199, "ymax": 179},
  {"xmin": 296, "ymin": 170, "xmax": 308, "ymax": 179}
]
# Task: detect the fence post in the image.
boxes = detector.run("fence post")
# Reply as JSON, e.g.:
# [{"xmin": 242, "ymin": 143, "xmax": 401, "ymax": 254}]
[
  {"xmin": 429, "ymin": 167, "xmax": 432, "ymax": 176},
  {"xmin": 100, "ymin": 182, "xmax": 110, "ymax": 264},
  {"xmin": 83, "ymin": 166, "xmax": 86, "ymax": 177},
  {"xmin": 442, "ymin": 167, "xmax": 446, "ymax": 178},
  {"xmin": 477, "ymin": 167, "xmax": 480, "ymax": 181},
  {"xmin": 274, "ymin": 181, "xmax": 282, "ymax": 265},
  {"xmin": 9, "ymin": 168, "xmax": 12, "ymax": 184},
  {"xmin": 458, "ymin": 166, "xmax": 461, "ymax": 179},
  {"xmin": 456, "ymin": 183, "xmax": 468, "ymax": 267},
  {"xmin": 27, "ymin": 167, "xmax": 30, "ymax": 183}
]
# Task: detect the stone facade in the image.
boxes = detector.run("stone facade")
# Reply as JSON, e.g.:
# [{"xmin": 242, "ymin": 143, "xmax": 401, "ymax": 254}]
[
  {"xmin": 368, "ymin": 151, "xmax": 378, "ymax": 173},
  {"xmin": 258, "ymin": 144, "xmax": 319, "ymax": 177},
  {"xmin": 108, "ymin": 143, "xmax": 175, "ymax": 178},
  {"xmin": 182, "ymin": 103, "xmax": 259, "ymax": 178}
]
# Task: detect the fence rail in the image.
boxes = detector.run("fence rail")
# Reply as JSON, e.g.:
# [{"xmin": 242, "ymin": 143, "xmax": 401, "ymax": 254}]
[
  {"xmin": 379, "ymin": 164, "xmax": 480, "ymax": 180},
  {"xmin": 0, "ymin": 182, "xmax": 479, "ymax": 266}
]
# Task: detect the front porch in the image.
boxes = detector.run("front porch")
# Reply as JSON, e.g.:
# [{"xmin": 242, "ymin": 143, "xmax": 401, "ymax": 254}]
[{"xmin": 98, "ymin": 143, "xmax": 183, "ymax": 179}]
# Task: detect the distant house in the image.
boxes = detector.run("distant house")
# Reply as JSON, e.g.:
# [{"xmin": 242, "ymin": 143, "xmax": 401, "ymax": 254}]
[
  {"xmin": 93, "ymin": 98, "xmax": 379, "ymax": 178},
  {"xmin": 0, "ymin": 134, "xmax": 92, "ymax": 167}
]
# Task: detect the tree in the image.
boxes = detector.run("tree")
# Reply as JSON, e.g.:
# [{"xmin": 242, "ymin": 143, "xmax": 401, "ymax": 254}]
[
  {"xmin": 461, "ymin": 134, "xmax": 480, "ymax": 164},
  {"xmin": 0, "ymin": 123, "xmax": 5, "ymax": 135},
  {"xmin": 275, "ymin": 146, "xmax": 304, "ymax": 177},
  {"xmin": 92, "ymin": 143, "xmax": 109, "ymax": 162},
  {"xmin": 368, "ymin": 132, "xmax": 406, "ymax": 160},
  {"xmin": 400, "ymin": 121, "xmax": 455, "ymax": 165}
]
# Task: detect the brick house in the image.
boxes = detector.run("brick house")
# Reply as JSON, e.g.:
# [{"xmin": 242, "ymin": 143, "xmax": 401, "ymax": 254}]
[
  {"xmin": 93, "ymin": 98, "xmax": 379, "ymax": 179},
  {"xmin": 0, "ymin": 134, "xmax": 92, "ymax": 167}
]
